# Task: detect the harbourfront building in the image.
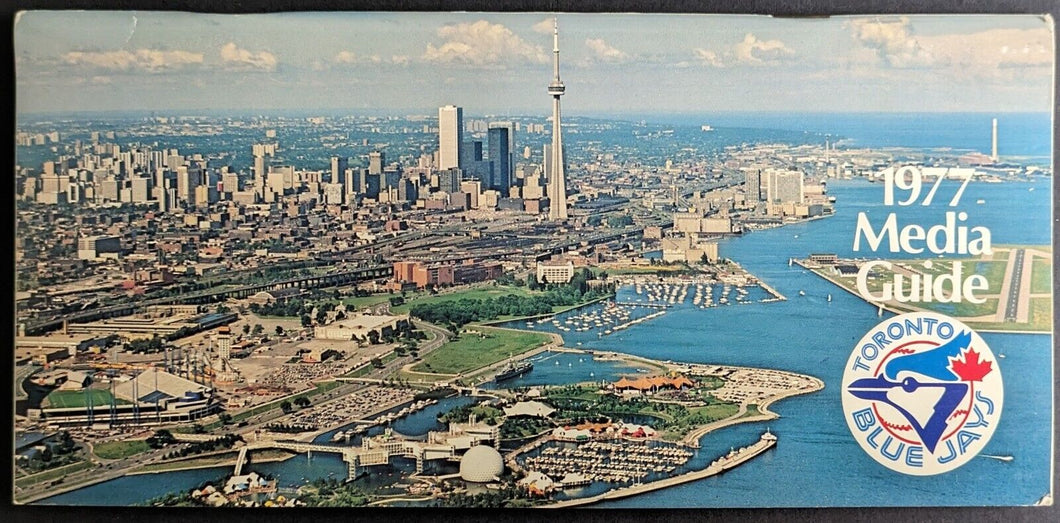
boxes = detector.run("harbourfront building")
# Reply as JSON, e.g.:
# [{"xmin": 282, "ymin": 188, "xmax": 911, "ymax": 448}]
[
  {"xmin": 536, "ymin": 260, "xmax": 575, "ymax": 284},
  {"xmin": 766, "ymin": 169, "xmax": 804, "ymax": 204},
  {"xmin": 313, "ymin": 313, "xmax": 409, "ymax": 342}
]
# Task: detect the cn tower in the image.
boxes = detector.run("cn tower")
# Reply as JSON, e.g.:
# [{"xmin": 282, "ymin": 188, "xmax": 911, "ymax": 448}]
[{"xmin": 547, "ymin": 17, "xmax": 568, "ymax": 221}]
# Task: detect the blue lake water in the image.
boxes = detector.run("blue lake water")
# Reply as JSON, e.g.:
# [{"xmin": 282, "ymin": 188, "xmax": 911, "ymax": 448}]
[
  {"xmin": 618, "ymin": 112, "xmax": 1053, "ymax": 161},
  {"xmin": 34, "ymin": 178, "xmax": 1052, "ymax": 507}
]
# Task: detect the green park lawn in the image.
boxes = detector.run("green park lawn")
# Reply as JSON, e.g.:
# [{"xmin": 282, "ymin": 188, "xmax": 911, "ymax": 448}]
[
  {"xmin": 410, "ymin": 327, "xmax": 551, "ymax": 375},
  {"xmin": 93, "ymin": 439, "xmax": 151, "ymax": 460},
  {"xmin": 341, "ymin": 294, "xmax": 398, "ymax": 311}
]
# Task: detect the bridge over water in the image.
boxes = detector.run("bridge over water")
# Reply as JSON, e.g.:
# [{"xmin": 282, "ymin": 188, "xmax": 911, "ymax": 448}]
[{"xmin": 237, "ymin": 424, "xmax": 495, "ymax": 480}]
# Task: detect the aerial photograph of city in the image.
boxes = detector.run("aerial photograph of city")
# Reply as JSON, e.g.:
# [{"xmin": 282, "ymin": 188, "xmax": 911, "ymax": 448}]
[{"xmin": 11, "ymin": 9, "xmax": 1055, "ymax": 510}]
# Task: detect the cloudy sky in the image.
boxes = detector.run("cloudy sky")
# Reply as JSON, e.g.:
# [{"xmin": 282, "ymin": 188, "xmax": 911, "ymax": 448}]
[{"xmin": 14, "ymin": 11, "xmax": 1055, "ymax": 115}]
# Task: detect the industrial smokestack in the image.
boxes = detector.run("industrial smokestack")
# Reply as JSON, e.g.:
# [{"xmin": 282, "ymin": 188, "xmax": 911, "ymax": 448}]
[{"xmin": 991, "ymin": 118, "xmax": 999, "ymax": 162}]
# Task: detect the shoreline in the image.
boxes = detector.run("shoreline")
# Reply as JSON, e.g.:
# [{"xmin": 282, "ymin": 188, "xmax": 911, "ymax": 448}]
[{"xmin": 679, "ymin": 369, "xmax": 825, "ymax": 446}]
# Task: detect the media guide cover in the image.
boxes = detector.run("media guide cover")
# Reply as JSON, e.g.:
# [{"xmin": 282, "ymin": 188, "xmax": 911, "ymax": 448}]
[{"xmin": 11, "ymin": 8, "xmax": 1055, "ymax": 510}]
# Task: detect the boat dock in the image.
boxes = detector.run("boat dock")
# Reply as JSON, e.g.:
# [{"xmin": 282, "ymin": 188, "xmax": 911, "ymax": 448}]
[{"xmin": 544, "ymin": 431, "xmax": 777, "ymax": 508}]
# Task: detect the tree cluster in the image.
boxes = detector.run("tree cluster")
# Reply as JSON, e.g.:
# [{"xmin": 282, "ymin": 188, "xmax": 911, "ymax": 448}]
[
  {"xmin": 125, "ymin": 336, "xmax": 166, "ymax": 354},
  {"xmin": 410, "ymin": 281, "xmax": 611, "ymax": 330},
  {"xmin": 161, "ymin": 433, "xmax": 243, "ymax": 460},
  {"xmin": 297, "ymin": 477, "xmax": 370, "ymax": 507}
]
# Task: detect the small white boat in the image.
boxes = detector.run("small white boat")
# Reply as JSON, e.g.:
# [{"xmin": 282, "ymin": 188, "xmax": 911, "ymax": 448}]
[{"xmin": 982, "ymin": 455, "xmax": 1014, "ymax": 462}]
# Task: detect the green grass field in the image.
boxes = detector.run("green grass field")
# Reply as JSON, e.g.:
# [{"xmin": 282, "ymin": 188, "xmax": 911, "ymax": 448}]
[
  {"xmin": 410, "ymin": 327, "xmax": 551, "ymax": 375},
  {"xmin": 342, "ymin": 294, "xmax": 399, "ymax": 311},
  {"xmin": 1031, "ymin": 259, "xmax": 1052, "ymax": 295},
  {"xmin": 689, "ymin": 403, "xmax": 741, "ymax": 422},
  {"xmin": 93, "ymin": 439, "xmax": 151, "ymax": 460},
  {"xmin": 1031, "ymin": 297, "xmax": 1052, "ymax": 328},
  {"xmin": 947, "ymin": 298, "xmax": 1000, "ymax": 318},
  {"xmin": 42, "ymin": 389, "xmax": 129, "ymax": 409}
]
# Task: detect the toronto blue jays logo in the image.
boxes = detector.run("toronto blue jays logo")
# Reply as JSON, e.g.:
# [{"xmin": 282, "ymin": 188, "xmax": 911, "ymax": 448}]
[{"xmin": 841, "ymin": 312, "xmax": 1003, "ymax": 475}]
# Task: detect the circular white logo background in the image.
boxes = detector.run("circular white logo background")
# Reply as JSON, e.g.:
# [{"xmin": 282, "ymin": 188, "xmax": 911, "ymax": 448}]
[{"xmin": 842, "ymin": 312, "xmax": 1003, "ymax": 475}]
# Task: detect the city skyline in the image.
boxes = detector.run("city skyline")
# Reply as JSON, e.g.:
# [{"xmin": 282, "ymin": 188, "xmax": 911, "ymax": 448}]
[
  {"xmin": 14, "ymin": 12, "xmax": 1054, "ymax": 115},
  {"xmin": 11, "ymin": 9, "xmax": 1054, "ymax": 511}
]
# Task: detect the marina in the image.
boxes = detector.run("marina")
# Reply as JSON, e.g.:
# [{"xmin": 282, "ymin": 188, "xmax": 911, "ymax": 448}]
[
  {"xmin": 547, "ymin": 431, "xmax": 777, "ymax": 508},
  {"xmin": 521, "ymin": 440, "xmax": 695, "ymax": 484}
]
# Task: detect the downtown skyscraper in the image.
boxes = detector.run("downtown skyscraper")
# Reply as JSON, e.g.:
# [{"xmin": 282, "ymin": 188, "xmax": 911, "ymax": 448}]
[
  {"xmin": 487, "ymin": 126, "xmax": 510, "ymax": 192},
  {"xmin": 438, "ymin": 105, "xmax": 463, "ymax": 170}
]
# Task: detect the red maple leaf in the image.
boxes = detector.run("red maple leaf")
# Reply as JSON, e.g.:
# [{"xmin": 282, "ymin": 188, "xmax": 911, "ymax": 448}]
[{"xmin": 951, "ymin": 348, "xmax": 993, "ymax": 382}]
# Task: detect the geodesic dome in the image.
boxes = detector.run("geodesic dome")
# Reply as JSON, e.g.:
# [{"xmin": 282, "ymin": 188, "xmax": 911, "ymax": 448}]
[{"xmin": 459, "ymin": 445, "xmax": 504, "ymax": 483}]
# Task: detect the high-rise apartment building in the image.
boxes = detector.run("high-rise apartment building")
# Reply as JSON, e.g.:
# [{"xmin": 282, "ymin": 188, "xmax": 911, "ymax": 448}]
[
  {"xmin": 331, "ymin": 156, "xmax": 348, "ymax": 185},
  {"xmin": 745, "ymin": 170, "xmax": 762, "ymax": 202}
]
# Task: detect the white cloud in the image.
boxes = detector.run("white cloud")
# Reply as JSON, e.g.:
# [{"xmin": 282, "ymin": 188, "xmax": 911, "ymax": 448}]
[
  {"xmin": 334, "ymin": 50, "xmax": 358, "ymax": 64},
  {"xmin": 220, "ymin": 42, "xmax": 277, "ymax": 71},
  {"xmin": 585, "ymin": 38, "xmax": 629, "ymax": 62},
  {"xmin": 692, "ymin": 48, "xmax": 724, "ymax": 67},
  {"xmin": 848, "ymin": 17, "xmax": 933, "ymax": 67},
  {"xmin": 532, "ymin": 18, "xmax": 554, "ymax": 34},
  {"xmin": 423, "ymin": 20, "xmax": 548, "ymax": 66},
  {"xmin": 733, "ymin": 33, "xmax": 794, "ymax": 65},
  {"xmin": 62, "ymin": 48, "xmax": 203, "ymax": 72},
  {"xmin": 335, "ymin": 50, "xmax": 403, "ymax": 66},
  {"xmin": 848, "ymin": 18, "xmax": 1053, "ymax": 80},
  {"xmin": 686, "ymin": 34, "xmax": 792, "ymax": 68}
]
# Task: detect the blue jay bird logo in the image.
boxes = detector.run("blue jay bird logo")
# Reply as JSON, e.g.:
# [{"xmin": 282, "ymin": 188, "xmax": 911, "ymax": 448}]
[
  {"xmin": 847, "ymin": 331, "xmax": 990, "ymax": 453},
  {"xmin": 842, "ymin": 313, "xmax": 1003, "ymax": 475}
]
